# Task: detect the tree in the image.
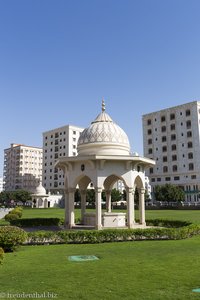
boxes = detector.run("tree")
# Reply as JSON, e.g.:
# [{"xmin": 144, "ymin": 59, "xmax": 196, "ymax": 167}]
[
  {"xmin": 86, "ymin": 189, "xmax": 95, "ymax": 203},
  {"xmin": 14, "ymin": 190, "xmax": 31, "ymax": 203},
  {"xmin": 111, "ymin": 188, "xmax": 122, "ymax": 202},
  {"xmin": 74, "ymin": 189, "xmax": 81, "ymax": 203},
  {"xmin": 0, "ymin": 190, "xmax": 31, "ymax": 206},
  {"xmin": 154, "ymin": 184, "xmax": 184, "ymax": 202}
]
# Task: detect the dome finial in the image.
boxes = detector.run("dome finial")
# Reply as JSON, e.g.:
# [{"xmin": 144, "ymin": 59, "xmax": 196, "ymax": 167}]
[{"xmin": 102, "ymin": 98, "xmax": 105, "ymax": 112}]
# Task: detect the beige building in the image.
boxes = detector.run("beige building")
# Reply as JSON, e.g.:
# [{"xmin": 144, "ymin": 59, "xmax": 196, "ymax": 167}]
[
  {"xmin": 56, "ymin": 101, "xmax": 155, "ymax": 229},
  {"xmin": 3, "ymin": 143, "xmax": 43, "ymax": 192},
  {"xmin": 143, "ymin": 101, "xmax": 200, "ymax": 203},
  {"xmin": 42, "ymin": 125, "xmax": 84, "ymax": 194}
]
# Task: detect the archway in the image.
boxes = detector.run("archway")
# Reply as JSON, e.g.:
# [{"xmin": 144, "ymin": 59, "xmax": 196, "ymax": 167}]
[{"xmin": 134, "ymin": 175, "xmax": 146, "ymax": 226}]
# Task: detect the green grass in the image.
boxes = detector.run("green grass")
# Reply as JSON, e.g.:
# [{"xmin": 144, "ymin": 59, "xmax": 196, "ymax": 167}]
[
  {"xmin": 20, "ymin": 208, "xmax": 200, "ymax": 224},
  {"xmin": 1, "ymin": 208, "xmax": 200, "ymax": 299},
  {"xmin": 2, "ymin": 237, "xmax": 200, "ymax": 300},
  {"xmin": 1, "ymin": 207, "xmax": 200, "ymax": 226}
]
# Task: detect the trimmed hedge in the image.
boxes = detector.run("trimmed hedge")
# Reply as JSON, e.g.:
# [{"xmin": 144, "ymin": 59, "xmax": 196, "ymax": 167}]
[
  {"xmin": 26, "ymin": 221, "xmax": 200, "ymax": 245},
  {"xmin": 5, "ymin": 207, "xmax": 23, "ymax": 223},
  {"xmin": 10, "ymin": 218, "xmax": 61, "ymax": 227},
  {"xmin": 145, "ymin": 219, "xmax": 191, "ymax": 228},
  {"xmin": 0, "ymin": 226, "xmax": 28, "ymax": 252},
  {"xmin": 0, "ymin": 247, "xmax": 4, "ymax": 264}
]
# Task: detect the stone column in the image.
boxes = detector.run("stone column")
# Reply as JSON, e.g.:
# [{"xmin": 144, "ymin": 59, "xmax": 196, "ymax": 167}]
[
  {"xmin": 95, "ymin": 187, "xmax": 102, "ymax": 230},
  {"xmin": 127, "ymin": 187, "xmax": 135, "ymax": 228},
  {"xmin": 64, "ymin": 189, "xmax": 69, "ymax": 228},
  {"xmin": 64, "ymin": 188, "xmax": 75, "ymax": 229},
  {"xmin": 105, "ymin": 190, "xmax": 111, "ymax": 213},
  {"xmin": 68, "ymin": 188, "xmax": 75, "ymax": 229},
  {"xmin": 80, "ymin": 190, "xmax": 87, "ymax": 224},
  {"xmin": 139, "ymin": 188, "xmax": 146, "ymax": 226}
]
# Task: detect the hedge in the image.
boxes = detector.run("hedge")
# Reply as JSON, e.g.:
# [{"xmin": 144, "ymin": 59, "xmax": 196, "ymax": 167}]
[
  {"xmin": 0, "ymin": 247, "xmax": 4, "ymax": 264},
  {"xmin": 0, "ymin": 226, "xmax": 28, "ymax": 252},
  {"xmin": 5, "ymin": 207, "xmax": 23, "ymax": 223},
  {"xmin": 26, "ymin": 222, "xmax": 200, "ymax": 245},
  {"xmin": 10, "ymin": 218, "xmax": 61, "ymax": 227}
]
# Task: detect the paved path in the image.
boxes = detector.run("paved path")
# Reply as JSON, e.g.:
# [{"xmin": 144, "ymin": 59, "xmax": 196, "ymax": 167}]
[{"xmin": 0, "ymin": 208, "xmax": 11, "ymax": 219}]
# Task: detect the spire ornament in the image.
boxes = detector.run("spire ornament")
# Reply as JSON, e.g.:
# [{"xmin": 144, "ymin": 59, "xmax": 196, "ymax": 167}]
[{"xmin": 102, "ymin": 98, "xmax": 105, "ymax": 112}]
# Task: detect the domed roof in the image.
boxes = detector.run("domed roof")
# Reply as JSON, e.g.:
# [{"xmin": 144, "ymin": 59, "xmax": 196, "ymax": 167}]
[
  {"xmin": 34, "ymin": 182, "xmax": 47, "ymax": 196},
  {"xmin": 77, "ymin": 100, "xmax": 130, "ymax": 156}
]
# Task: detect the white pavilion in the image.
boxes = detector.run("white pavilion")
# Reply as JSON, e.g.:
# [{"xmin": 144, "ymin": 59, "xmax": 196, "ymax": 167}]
[{"xmin": 55, "ymin": 100, "xmax": 155, "ymax": 230}]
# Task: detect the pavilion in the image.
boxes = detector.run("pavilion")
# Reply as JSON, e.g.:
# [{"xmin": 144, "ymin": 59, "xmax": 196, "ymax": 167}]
[{"xmin": 55, "ymin": 100, "xmax": 155, "ymax": 229}]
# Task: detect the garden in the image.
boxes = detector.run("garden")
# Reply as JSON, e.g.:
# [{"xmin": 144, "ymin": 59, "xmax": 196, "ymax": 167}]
[{"xmin": 1, "ymin": 208, "xmax": 200, "ymax": 300}]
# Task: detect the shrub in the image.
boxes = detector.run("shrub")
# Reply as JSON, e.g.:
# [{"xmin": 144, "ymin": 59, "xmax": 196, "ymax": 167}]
[
  {"xmin": 10, "ymin": 218, "xmax": 61, "ymax": 227},
  {"xmin": 145, "ymin": 219, "xmax": 191, "ymax": 228},
  {"xmin": 0, "ymin": 247, "xmax": 4, "ymax": 264},
  {"xmin": 25, "ymin": 220, "xmax": 200, "ymax": 246},
  {"xmin": 0, "ymin": 226, "xmax": 27, "ymax": 252},
  {"xmin": 12, "ymin": 207, "xmax": 23, "ymax": 218},
  {"xmin": 4, "ymin": 207, "xmax": 23, "ymax": 223},
  {"xmin": 5, "ymin": 213, "xmax": 19, "ymax": 222}
]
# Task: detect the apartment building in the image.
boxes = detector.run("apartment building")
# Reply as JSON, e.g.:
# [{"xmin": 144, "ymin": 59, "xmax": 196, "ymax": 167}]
[
  {"xmin": 42, "ymin": 125, "xmax": 84, "ymax": 194},
  {"xmin": 143, "ymin": 101, "xmax": 200, "ymax": 203},
  {"xmin": 3, "ymin": 143, "xmax": 43, "ymax": 192},
  {"xmin": 0, "ymin": 177, "xmax": 3, "ymax": 192}
]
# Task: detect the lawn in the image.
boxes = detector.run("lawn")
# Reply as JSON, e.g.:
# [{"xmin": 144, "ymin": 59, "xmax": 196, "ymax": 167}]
[
  {"xmin": 2, "ymin": 236, "xmax": 200, "ymax": 300},
  {"xmin": 1, "ymin": 208, "xmax": 200, "ymax": 299},
  {"xmin": 19, "ymin": 207, "xmax": 200, "ymax": 224}
]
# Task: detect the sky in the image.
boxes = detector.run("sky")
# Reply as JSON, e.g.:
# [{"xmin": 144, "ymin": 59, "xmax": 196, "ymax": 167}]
[{"xmin": 1, "ymin": 0, "xmax": 200, "ymax": 176}]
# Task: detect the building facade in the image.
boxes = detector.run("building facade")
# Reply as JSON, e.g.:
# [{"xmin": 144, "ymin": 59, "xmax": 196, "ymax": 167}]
[
  {"xmin": 3, "ymin": 143, "xmax": 43, "ymax": 192},
  {"xmin": 143, "ymin": 101, "xmax": 200, "ymax": 203},
  {"xmin": 42, "ymin": 125, "xmax": 84, "ymax": 194},
  {"xmin": 0, "ymin": 177, "xmax": 3, "ymax": 192}
]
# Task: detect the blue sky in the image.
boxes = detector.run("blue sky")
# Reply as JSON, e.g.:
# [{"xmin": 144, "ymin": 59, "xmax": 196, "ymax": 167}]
[{"xmin": 1, "ymin": 0, "xmax": 200, "ymax": 176}]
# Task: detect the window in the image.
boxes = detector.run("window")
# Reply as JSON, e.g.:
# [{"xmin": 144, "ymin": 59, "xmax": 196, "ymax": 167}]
[
  {"xmin": 170, "ymin": 124, "xmax": 175, "ymax": 130},
  {"xmin": 186, "ymin": 109, "xmax": 191, "ymax": 116},
  {"xmin": 186, "ymin": 120, "xmax": 191, "ymax": 129},
  {"xmin": 174, "ymin": 176, "xmax": 180, "ymax": 181},
  {"xmin": 161, "ymin": 116, "xmax": 166, "ymax": 122},
  {"xmin": 157, "ymin": 178, "xmax": 161, "ymax": 182},
  {"xmin": 163, "ymin": 166, "xmax": 168, "ymax": 172},
  {"xmin": 165, "ymin": 177, "xmax": 171, "ymax": 181},
  {"xmin": 148, "ymin": 139, "xmax": 152, "ymax": 145},
  {"xmin": 55, "ymin": 132, "xmax": 59, "ymax": 138},
  {"xmin": 189, "ymin": 163, "xmax": 194, "ymax": 170},
  {"xmin": 172, "ymin": 165, "xmax": 178, "ymax": 172},
  {"xmin": 171, "ymin": 134, "xmax": 176, "ymax": 141},
  {"xmin": 187, "ymin": 131, "xmax": 192, "ymax": 138},
  {"xmin": 161, "ymin": 126, "xmax": 166, "ymax": 132},
  {"xmin": 162, "ymin": 146, "xmax": 167, "ymax": 152},
  {"xmin": 149, "ymin": 168, "xmax": 153, "ymax": 174},
  {"xmin": 172, "ymin": 155, "xmax": 177, "ymax": 161},
  {"xmin": 54, "ymin": 153, "xmax": 58, "ymax": 159},
  {"xmin": 188, "ymin": 152, "xmax": 193, "ymax": 159},
  {"xmin": 73, "ymin": 131, "xmax": 76, "ymax": 135},
  {"xmin": 147, "ymin": 119, "xmax": 151, "ymax": 125},
  {"xmin": 188, "ymin": 142, "xmax": 193, "ymax": 148},
  {"xmin": 171, "ymin": 144, "xmax": 176, "ymax": 151},
  {"xmin": 151, "ymin": 178, "xmax": 155, "ymax": 182},
  {"xmin": 147, "ymin": 129, "xmax": 152, "ymax": 135},
  {"xmin": 162, "ymin": 136, "xmax": 167, "ymax": 142},
  {"xmin": 191, "ymin": 175, "xmax": 196, "ymax": 179},
  {"xmin": 170, "ymin": 113, "xmax": 175, "ymax": 120},
  {"xmin": 163, "ymin": 156, "xmax": 167, "ymax": 162}
]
